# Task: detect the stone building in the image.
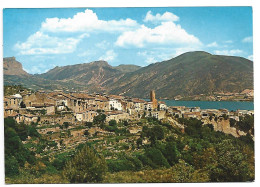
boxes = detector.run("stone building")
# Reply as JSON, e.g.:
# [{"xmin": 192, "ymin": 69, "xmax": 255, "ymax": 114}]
[
  {"xmin": 75, "ymin": 108, "xmax": 98, "ymax": 122},
  {"xmin": 5, "ymin": 94, "xmax": 23, "ymax": 109},
  {"xmin": 105, "ymin": 111, "xmax": 130, "ymax": 122}
]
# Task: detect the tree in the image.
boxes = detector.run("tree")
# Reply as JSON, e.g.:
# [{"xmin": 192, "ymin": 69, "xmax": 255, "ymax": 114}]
[
  {"xmin": 147, "ymin": 125, "xmax": 165, "ymax": 145},
  {"xmin": 5, "ymin": 155, "xmax": 19, "ymax": 177},
  {"xmin": 163, "ymin": 141, "xmax": 180, "ymax": 165},
  {"xmin": 123, "ymin": 120, "xmax": 129, "ymax": 126},
  {"xmin": 109, "ymin": 120, "xmax": 117, "ymax": 127},
  {"xmin": 144, "ymin": 147, "xmax": 170, "ymax": 169},
  {"xmin": 170, "ymin": 160, "xmax": 209, "ymax": 182},
  {"xmin": 136, "ymin": 138, "xmax": 143, "ymax": 149},
  {"xmin": 84, "ymin": 130, "xmax": 89, "ymax": 136},
  {"xmin": 63, "ymin": 122, "xmax": 70, "ymax": 129},
  {"xmin": 210, "ymin": 139, "xmax": 253, "ymax": 182},
  {"xmin": 236, "ymin": 114, "xmax": 254, "ymax": 133},
  {"xmin": 85, "ymin": 122, "xmax": 93, "ymax": 128},
  {"xmin": 192, "ymin": 147, "xmax": 218, "ymax": 170},
  {"xmin": 28, "ymin": 125, "xmax": 40, "ymax": 137},
  {"xmin": 63, "ymin": 145, "xmax": 107, "ymax": 183},
  {"xmin": 4, "ymin": 118, "xmax": 36, "ymax": 168},
  {"xmin": 229, "ymin": 118, "xmax": 236, "ymax": 127},
  {"xmin": 93, "ymin": 113, "xmax": 106, "ymax": 127}
]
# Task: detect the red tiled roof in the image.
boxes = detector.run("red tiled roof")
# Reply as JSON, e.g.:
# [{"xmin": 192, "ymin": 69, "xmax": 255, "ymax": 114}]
[
  {"xmin": 132, "ymin": 98, "xmax": 146, "ymax": 103},
  {"xmin": 71, "ymin": 93, "xmax": 93, "ymax": 99},
  {"xmin": 158, "ymin": 101, "xmax": 166, "ymax": 104},
  {"xmin": 95, "ymin": 96, "xmax": 108, "ymax": 101},
  {"xmin": 109, "ymin": 95, "xmax": 124, "ymax": 100}
]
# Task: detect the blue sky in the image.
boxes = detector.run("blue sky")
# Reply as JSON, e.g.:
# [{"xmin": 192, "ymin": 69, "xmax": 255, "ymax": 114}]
[{"xmin": 3, "ymin": 7, "xmax": 253, "ymax": 74}]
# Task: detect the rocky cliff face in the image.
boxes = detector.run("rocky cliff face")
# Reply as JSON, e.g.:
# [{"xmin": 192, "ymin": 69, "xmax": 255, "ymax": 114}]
[
  {"xmin": 165, "ymin": 116, "xmax": 247, "ymax": 138},
  {"xmin": 3, "ymin": 57, "xmax": 29, "ymax": 76},
  {"xmin": 202, "ymin": 118, "xmax": 247, "ymax": 137}
]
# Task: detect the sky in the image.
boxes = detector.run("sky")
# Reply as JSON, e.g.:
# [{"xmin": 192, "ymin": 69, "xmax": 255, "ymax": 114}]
[{"xmin": 3, "ymin": 7, "xmax": 253, "ymax": 74}]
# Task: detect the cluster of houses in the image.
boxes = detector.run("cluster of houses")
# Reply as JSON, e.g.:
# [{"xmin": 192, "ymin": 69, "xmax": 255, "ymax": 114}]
[
  {"xmin": 4, "ymin": 90, "xmax": 165, "ymax": 125},
  {"xmin": 4, "ymin": 89, "xmax": 253, "ymax": 126},
  {"xmin": 4, "ymin": 89, "xmax": 254, "ymax": 152},
  {"xmin": 168, "ymin": 106, "xmax": 253, "ymax": 121}
]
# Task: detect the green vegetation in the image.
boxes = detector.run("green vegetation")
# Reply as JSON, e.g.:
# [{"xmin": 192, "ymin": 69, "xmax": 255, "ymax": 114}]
[
  {"xmin": 63, "ymin": 145, "xmax": 107, "ymax": 183},
  {"xmin": 93, "ymin": 113, "xmax": 106, "ymax": 128},
  {"xmin": 4, "ymin": 118, "xmax": 37, "ymax": 177},
  {"xmin": 5, "ymin": 115, "xmax": 254, "ymax": 183},
  {"xmin": 4, "ymin": 85, "xmax": 30, "ymax": 96}
]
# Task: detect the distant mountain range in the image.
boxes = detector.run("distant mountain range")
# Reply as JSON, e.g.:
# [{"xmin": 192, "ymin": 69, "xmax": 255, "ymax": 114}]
[{"xmin": 3, "ymin": 51, "xmax": 253, "ymax": 99}]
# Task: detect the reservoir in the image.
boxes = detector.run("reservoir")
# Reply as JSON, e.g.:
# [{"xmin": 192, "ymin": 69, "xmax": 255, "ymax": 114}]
[{"xmin": 161, "ymin": 100, "xmax": 254, "ymax": 111}]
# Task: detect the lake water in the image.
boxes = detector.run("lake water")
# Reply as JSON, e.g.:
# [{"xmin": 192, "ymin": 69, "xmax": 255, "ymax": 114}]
[{"xmin": 161, "ymin": 100, "xmax": 254, "ymax": 111}]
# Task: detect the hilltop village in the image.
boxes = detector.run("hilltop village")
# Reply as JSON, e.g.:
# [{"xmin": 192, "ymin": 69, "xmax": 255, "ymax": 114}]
[
  {"xmin": 4, "ymin": 86, "xmax": 255, "ymax": 183},
  {"xmin": 4, "ymin": 88, "xmax": 253, "ymax": 143}
]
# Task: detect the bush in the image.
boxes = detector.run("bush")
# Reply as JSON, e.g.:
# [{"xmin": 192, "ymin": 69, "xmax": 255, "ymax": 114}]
[
  {"xmin": 63, "ymin": 145, "xmax": 107, "ymax": 183},
  {"xmin": 107, "ymin": 159, "xmax": 135, "ymax": 173},
  {"xmin": 163, "ymin": 142, "xmax": 180, "ymax": 165},
  {"xmin": 93, "ymin": 114, "xmax": 106, "ymax": 127},
  {"xmin": 236, "ymin": 115, "xmax": 254, "ymax": 133},
  {"xmin": 5, "ymin": 156, "xmax": 19, "ymax": 177},
  {"xmin": 123, "ymin": 120, "xmax": 129, "ymax": 126},
  {"xmin": 144, "ymin": 147, "xmax": 170, "ymax": 169},
  {"xmin": 52, "ymin": 152, "xmax": 74, "ymax": 171},
  {"xmin": 109, "ymin": 120, "xmax": 117, "ymax": 127},
  {"xmin": 137, "ymin": 154, "xmax": 157, "ymax": 169},
  {"xmin": 147, "ymin": 126, "xmax": 165, "ymax": 145},
  {"xmin": 85, "ymin": 122, "xmax": 93, "ymax": 128},
  {"xmin": 210, "ymin": 139, "xmax": 253, "ymax": 182}
]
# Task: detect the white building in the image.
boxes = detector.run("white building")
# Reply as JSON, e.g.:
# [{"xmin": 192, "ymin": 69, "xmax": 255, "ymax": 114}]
[
  {"xmin": 109, "ymin": 99, "xmax": 122, "ymax": 111},
  {"xmin": 144, "ymin": 102, "xmax": 153, "ymax": 111},
  {"xmin": 158, "ymin": 102, "xmax": 167, "ymax": 110}
]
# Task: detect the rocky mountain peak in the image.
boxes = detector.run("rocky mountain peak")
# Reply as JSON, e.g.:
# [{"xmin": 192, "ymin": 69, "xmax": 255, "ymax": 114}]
[
  {"xmin": 89, "ymin": 60, "xmax": 110, "ymax": 67},
  {"xmin": 3, "ymin": 57, "xmax": 29, "ymax": 76}
]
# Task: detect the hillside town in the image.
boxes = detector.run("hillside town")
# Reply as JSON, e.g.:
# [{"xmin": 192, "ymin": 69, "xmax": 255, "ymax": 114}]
[
  {"xmin": 4, "ymin": 88, "xmax": 254, "ymax": 149},
  {"xmin": 4, "ymin": 89, "xmax": 253, "ymax": 123}
]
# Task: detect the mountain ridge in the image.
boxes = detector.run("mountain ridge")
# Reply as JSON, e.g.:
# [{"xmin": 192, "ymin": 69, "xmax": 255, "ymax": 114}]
[{"xmin": 3, "ymin": 51, "xmax": 253, "ymax": 98}]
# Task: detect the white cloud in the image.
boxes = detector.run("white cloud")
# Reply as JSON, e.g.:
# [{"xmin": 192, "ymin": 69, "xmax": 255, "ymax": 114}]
[
  {"xmin": 24, "ymin": 63, "xmax": 53, "ymax": 74},
  {"xmin": 224, "ymin": 40, "xmax": 233, "ymax": 44},
  {"xmin": 207, "ymin": 42, "xmax": 218, "ymax": 48},
  {"xmin": 214, "ymin": 49, "xmax": 243, "ymax": 56},
  {"xmin": 143, "ymin": 11, "xmax": 179, "ymax": 23},
  {"xmin": 78, "ymin": 49, "xmax": 96, "ymax": 57},
  {"xmin": 14, "ymin": 31, "xmax": 87, "ymax": 55},
  {"xmin": 99, "ymin": 50, "xmax": 117, "ymax": 62},
  {"xmin": 145, "ymin": 57, "xmax": 157, "ymax": 64},
  {"xmin": 137, "ymin": 47, "xmax": 202, "ymax": 65},
  {"xmin": 115, "ymin": 22, "xmax": 201, "ymax": 48},
  {"xmin": 247, "ymin": 55, "xmax": 253, "ymax": 61},
  {"xmin": 173, "ymin": 47, "xmax": 203, "ymax": 57},
  {"xmin": 41, "ymin": 9, "xmax": 138, "ymax": 33},
  {"xmin": 137, "ymin": 51, "xmax": 148, "ymax": 56},
  {"xmin": 95, "ymin": 40, "xmax": 110, "ymax": 49},
  {"xmin": 242, "ymin": 36, "xmax": 253, "ymax": 43}
]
